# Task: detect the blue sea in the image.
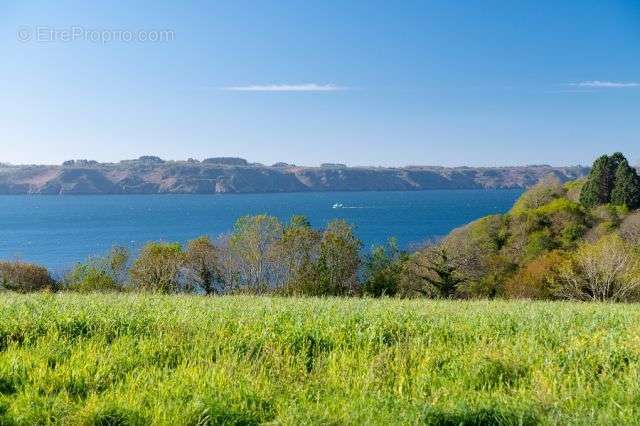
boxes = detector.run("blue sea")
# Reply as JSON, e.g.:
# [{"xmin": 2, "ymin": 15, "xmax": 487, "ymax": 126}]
[{"xmin": 0, "ymin": 190, "xmax": 521, "ymax": 273}]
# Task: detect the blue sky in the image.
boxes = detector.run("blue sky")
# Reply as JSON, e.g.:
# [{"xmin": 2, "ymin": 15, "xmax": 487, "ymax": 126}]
[{"xmin": 1, "ymin": 0, "xmax": 639, "ymax": 166}]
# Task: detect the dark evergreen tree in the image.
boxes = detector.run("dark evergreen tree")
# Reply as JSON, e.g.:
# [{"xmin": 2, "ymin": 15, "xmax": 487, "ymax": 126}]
[
  {"xmin": 580, "ymin": 152, "xmax": 640, "ymax": 209},
  {"xmin": 580, "ymin": 155, "xmax": 614, "ymax": 207},
  {"xmin": 611, "ymin": 159, "xmax": 640, "ymax": 209}
]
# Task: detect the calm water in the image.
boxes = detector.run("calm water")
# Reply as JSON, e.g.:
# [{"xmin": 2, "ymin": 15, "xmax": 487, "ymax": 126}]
[{"xmin": 0, "ymin": 190, "xmax": 521, "ymax": 272}]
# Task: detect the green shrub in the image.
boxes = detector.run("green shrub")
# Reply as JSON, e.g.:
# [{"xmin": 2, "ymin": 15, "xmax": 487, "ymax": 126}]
[
  {"xmin": 524, "ymin": 230, "xmax": 556, "ymax": 260},
  {"xmin": 532, "ymin": 198, "xmax": 582, "ymax": 217},
  {"xmin": 564, "ymin": 178, "xmax": 585, "ymax": 203},
  {"xmin": 362, "ymin": 239, "xmax": 407, "ymax": 297},
  {"xmin": 65, "ymin": 266, "xmax": 121, "ymax": 293},
  {"xmin": 559, "ymin": 222, "xmax": 586, "ymax": 248},
  {"xmin": 590, "ymin": 204, "xmax": 622, "ymax": 227},
  {"xmin": 400, "ymin": 246, "xmax": 468, "ymax": 298},
  {"xmin": 64, "ymin": 247, "xmax": 129, "ymax": 293},
  {"xmin": 510, "ymin": 177, "xmax": 564, "ymax": 216},
  {"xmin": 129, "ymin": 242, "xmax": 185, "ymax": 293}
]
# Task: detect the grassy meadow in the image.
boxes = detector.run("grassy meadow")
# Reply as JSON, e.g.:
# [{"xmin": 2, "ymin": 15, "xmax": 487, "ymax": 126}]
[{"xmin": 1, "ymin": 295, "xmax": 640, "ymax": 425}]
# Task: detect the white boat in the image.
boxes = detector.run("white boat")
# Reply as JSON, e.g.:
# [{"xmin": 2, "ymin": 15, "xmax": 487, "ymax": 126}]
[{"xmin": 332, "ymin": 203, "xmax": 343, "ymax": 209}]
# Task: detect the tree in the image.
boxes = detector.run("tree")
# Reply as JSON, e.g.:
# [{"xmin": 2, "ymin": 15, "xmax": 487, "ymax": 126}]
[
  {"xmin": 580, "ymin": 155, "xmax": 616, "ymax": 207},
  {"xmin": 271, "ymin": 216, "xmax": 321, "ymax": 295},
  {"xmin": 610, "ymin": 158, "xmax": 640, "ymax": 209},
  {"xmin": 316, "ymin": 220, "xmax": 361, "ymax": 296},
  {"xmin": 579, "ymin": 152, "xmax": 639, "ymax": 208},
  {"xmin": 362, "ymin": 238, "xmax": 407, "ymax": 297},
  {"xmin": 0, "ymin": 261, "xmax": 56, "ymax": 293},
  {"xmin": 227, "ymin": 215, "xmax": 283, "ymax": 292},
  {"xmin": 64, "ymin": 246, "xmax": 130, "ymax": 293},
  {"xmin": 558, "ymin": 235, "xmax": 640, "ymax": 302},
  {"xmin": 441, "ymin": 215, "xmax": 506, "ymax": 280},
  {"xmin": 184, "ymin": 236, "xmax": 223, "ymax": 294},
  {"xmin": 400, "ymin": 246, "xmax": 465, "ymax": 298},
  {"xmin": 130, "ymin": 242, "xmax": 186, "ymax": 293}
]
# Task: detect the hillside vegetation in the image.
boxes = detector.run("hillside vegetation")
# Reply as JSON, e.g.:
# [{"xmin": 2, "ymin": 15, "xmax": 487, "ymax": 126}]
[
  {"xmin": 1, "ymin": 294, "xmax": 640, "ymax": 425},
  {"xmin": 400, "ymin": 152, "xmax": 640, "ymax": 301},
  {"xmin": 0, "ymin": 157, "xmax": 588, "ymax": 194}
]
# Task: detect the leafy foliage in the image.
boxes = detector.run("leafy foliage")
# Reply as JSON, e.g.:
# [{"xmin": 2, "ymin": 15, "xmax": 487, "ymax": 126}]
[
  {"xmin": 129, "ymin": 242, "xmax": 186, "ymax": 293},
  {"xmin": 226, "ymin": 215, "xmax": 283, "ymax": 292},
  {"xmin": 0, "ymin": 261, "xmax": 56, "ymax": 293},
  {"xmin": 504, "ymin": 251, "xmax": 566, "ymax": 299},
  {"xmin": 361, "ymin": 239, "xmax": 407, "ymax": 297},
  {"xmin": 184, "ymin": 236, "xmax": 223, "ymax": 294},
  {"xmin": 316, "ymin": 220, "xmax": 361, "ymax": 296},
  {"xmin": 400, "ymin": 246, "xmax": 466, "ymax": 298},
  {"xmin": 510, "ymin": 176, "xmax": 564, "ymax": 215},
  {"xmin": 64, "ymin": 246, "xmax": 129, "ymax": 293},
  {"xmin": 272, "ymin": 216, "xmax": 322, "ymax": 296},
  {"xmin": 558, "ymin": 235, "xmax": 640, "ymax": 302}
]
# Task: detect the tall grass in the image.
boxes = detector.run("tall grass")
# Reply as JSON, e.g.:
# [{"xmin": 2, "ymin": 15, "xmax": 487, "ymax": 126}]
[{"xmin": 1, "ymin": 294, "xmax": 639, "ymax": 425}]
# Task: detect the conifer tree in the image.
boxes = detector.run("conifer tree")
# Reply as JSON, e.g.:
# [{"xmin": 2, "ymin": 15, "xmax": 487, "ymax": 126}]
[
  {"xmin": 611, "ymin": 159, "xmax": 640, "ymax": 209},
  {"xmin": 580, "ymin": 155, "xmax": 614, "ymax": 207},
  {"xmin": 580, "ymin": 153, "xmax": 640, "ymax": 209}
]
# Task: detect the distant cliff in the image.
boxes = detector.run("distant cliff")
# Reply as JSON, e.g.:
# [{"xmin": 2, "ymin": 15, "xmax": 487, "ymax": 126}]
[{"xmin": 0, "ymin": 157, "xmax": 589, "ymax": 195}]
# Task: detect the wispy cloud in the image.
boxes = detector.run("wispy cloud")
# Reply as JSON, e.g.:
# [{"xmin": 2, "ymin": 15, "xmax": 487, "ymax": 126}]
[
  {"xmin": 219, "ymin": 83, "xmax": 348, "ymax": 92},
  {"xmin": 571, "ymin": 80, "xmax": 639, "ymax": 88}
]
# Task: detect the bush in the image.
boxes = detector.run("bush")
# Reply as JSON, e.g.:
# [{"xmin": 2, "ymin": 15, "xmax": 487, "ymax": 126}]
[
  {"xmin": 619, "ymin": 212, "xmax": 640, "ymax": 245},
  {"xmin": 129, "ymin": 242, "xmax": 186, "ymax": 293},
  {"xmin": 559, "ymin": 221, "xmax": 586, "ymax": 248},
  {"xmin": 558, "ymin": 235, "xmax": 640, "ymax": 302},
  {"xmin": 504, "ymin": 251, "xmax": 566, "ymax": 299},
  {"xmin": 64, "ymin": 247, "xmax": 129, "ymax": 293},
  {"xmin": 361, "ymin": 239, "xmax": 406, "ymax": 297},
  {"xmin": 442, "ymin": 215, "xmax": 507, "ymax": 281},
  {"xmin": 0, "ymin": 261, "xmax": 56, "ymax": 293},
  {"xmin": 564, "ymin": 178, "xmax": 585, "ymax": 203},
  {"xmin": 590, "ymin": 204, "xmax": 623, "ymax": 227},
  {"xmin": 462, "ymin": 254, "xmax": 515, "ymax": 299},
  {"xmin": 510, "ymin": 176, "xmax": 565, "ymax": 215},
  {"xmin": 530, "ymin": 199, "xmax": 585, "ymax": 238},
  {"xmin": 524, "ymin": 230, "xmax": 556, "ymax": 260}
]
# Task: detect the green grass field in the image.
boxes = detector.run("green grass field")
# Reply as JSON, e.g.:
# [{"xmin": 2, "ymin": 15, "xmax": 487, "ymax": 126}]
[{"xmin": 1, "ymin": 295, "xmax": 640, "ymax": 425}]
